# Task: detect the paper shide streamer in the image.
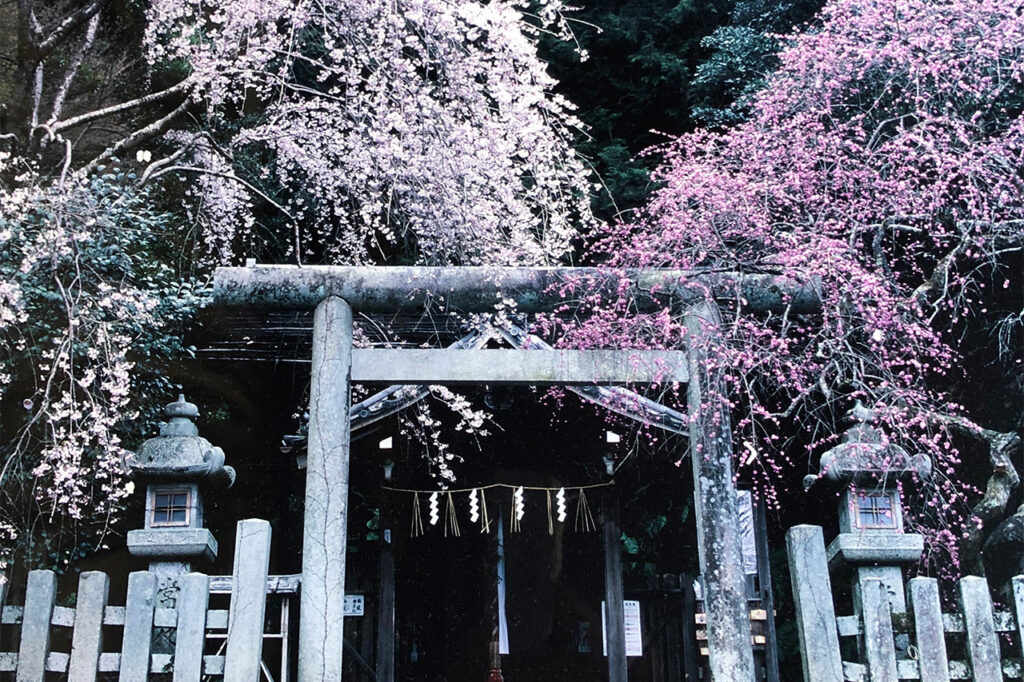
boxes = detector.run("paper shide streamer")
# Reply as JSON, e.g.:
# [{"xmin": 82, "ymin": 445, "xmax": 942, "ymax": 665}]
[{"xmin": 392, "ymin": 482, "xmax": 611, "ymax": 538}]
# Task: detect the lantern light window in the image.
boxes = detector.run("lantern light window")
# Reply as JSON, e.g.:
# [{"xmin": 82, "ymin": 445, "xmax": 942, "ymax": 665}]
[
  {"xmin": 151, "ymin": 488, "xmax": 192, "ymax": 527},
  {"xmin": 854, "ymin": 491, "xmax": 897, "ymax": 530}
]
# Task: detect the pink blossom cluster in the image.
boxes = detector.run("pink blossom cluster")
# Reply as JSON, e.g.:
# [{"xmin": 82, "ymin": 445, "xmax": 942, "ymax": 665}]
[{"xmin": 571, "ymin": 0, "xmax": 1023, "ymax": 570}]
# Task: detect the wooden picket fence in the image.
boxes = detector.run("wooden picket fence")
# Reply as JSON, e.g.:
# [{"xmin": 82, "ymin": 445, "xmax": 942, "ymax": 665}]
[
  {"xmin": 787, "ymin": 525, "xmax": 1024, "ymax": 681},
  {"xmin": 0, "ymin": 519, "xmax": 273, "ymax": 681}
]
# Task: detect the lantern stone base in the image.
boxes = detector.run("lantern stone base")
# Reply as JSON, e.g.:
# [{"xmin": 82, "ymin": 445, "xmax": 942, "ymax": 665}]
[
  {"xmin": 127, "ymin": 528, "xmax": 218, "ymax": 562},
  {"xmin": 826, "ymin": 533, "xmax": 923, "ymax": 569}
]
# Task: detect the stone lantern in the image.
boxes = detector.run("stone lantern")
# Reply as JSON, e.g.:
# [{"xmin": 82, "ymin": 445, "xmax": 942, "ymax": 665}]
[
  {"xmin": 126, "ymin": 395, "xmax": 235, "ymax": 601},
  {"xmin": 813, "ymin": 403, "xmax": 930, "ymax": 615}
]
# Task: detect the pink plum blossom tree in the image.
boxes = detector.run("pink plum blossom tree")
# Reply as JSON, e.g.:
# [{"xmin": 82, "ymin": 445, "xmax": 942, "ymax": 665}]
[{"xmin": 573, "ymin": 0, "xmax": 1023, "ymax": 577}]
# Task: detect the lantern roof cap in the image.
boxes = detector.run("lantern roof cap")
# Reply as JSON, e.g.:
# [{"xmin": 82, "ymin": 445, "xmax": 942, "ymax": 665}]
[
  {"xmin": 816, "ymin": 402, "xmax": 931, "ymax": 486},
  {"xmin": 129, "ymin": 394, "xmax": 235, "ymax": 487}
]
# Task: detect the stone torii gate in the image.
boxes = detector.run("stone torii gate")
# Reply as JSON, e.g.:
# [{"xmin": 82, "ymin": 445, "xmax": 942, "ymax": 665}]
[{"xmin": 212, "ymin": 265, "xmax": 819, "ymax": 682}]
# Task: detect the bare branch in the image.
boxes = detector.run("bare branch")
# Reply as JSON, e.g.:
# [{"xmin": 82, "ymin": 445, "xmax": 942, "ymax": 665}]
[
  {"xmin": 36, "ymin": 0, "xmax": 105, "ymax": 60},
  {"xmin": 933, "ymin": 413, "xmax": 1020, "ymax": 486},
  {"xmin": 29, "ymin": 62, "xmax": 42, "ymax": 129},
  {"xmin": 77, "ymin": 98, "xmax": 191, "ymax": 177},
  {"xmin": 138, "ymin": 147, "xmax": 187, "ymax": 185},
  {"xmin": 49, "ymin": 11, "xmax": 101, "ymax": 124},
  {"xmin": 16, "ymin": 0, "xmax": 41, "ymax": 50},
  {"xmin": 42, "ymin": 79, "xmax": 193, "ymax": 138}
]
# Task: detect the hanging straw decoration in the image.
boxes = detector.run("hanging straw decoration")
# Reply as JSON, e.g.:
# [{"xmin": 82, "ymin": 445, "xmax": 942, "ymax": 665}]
[
  {"xmin": 546, "ymin": 490, "xmax": 554, "ymax": 535},
  {"xmin": 575, "ymin": 488, "xmax": 596, "ymax": 532},
  {"xmin": 480, "ymin": 488, "xmax": 491, "ymax": 534},
  {"xmin": 444, "ymin": 492, "xmax": 461, "ymax": 537},
  {"xmin": 510, "ymin": 486, "xmax": 525, "ymax": 532},
  {"xmin": 411, "ymin": 492, "xmax": 425, "ymax": 538}
]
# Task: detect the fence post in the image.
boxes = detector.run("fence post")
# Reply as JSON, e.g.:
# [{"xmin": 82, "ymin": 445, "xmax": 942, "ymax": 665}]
[
  {"xmin": 958, "ymin": 576, "xmax": 1001, "ymax": 681},
  {"xmin": 907, "ymin": 577, "xmax": 949, "ymax": 682},
  {"xmin": 861, "ymin": 579, "xmax": 897, "ymax": 682},
  {"xmin": 16, "ymin": 570, "xmax": 57, "ymax": 682},
  {"xmin": 224, "ymin": 519, "xmax": 272, "ymax": 682},
  {"xmin": 0, "ymin": 570, "xmax": 8, "ymax": 653},
  {"xmin": 120, "ymin": 571, "xmax": 159, "ymax": 682},
  {"xmin": 786, "ymin": 525, "xmax": 843, "ymax": 682},
  {"xmin": 67, "ymin": 571, "xmax": 110, "ymax": 681},
  {"xmin": 173, "ymin": 573, "xmax": 210, "ymax": 682},
  {"xmin": 1012, "ymin": 576, "xmax": 1024, "ymax": 662}
]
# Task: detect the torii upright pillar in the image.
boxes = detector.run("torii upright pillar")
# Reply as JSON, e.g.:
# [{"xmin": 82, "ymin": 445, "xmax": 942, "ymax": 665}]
[
  {"xmin": 299, "ymin": 295, "xmax": 353, "ymax": 681},
  {"xmin": 684, "ymin": 300, "xmax": 755, "ymax": 680}
]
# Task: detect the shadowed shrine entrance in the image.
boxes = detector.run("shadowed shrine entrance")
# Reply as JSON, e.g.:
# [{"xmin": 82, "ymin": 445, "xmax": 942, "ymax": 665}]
[{"xmin": 212, "ymin": 264, "xmax": 820, "ymax": 682}]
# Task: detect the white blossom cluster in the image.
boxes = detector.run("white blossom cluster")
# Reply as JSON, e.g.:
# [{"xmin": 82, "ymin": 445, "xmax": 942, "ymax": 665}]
[
  {"xmin": 146, "ymin": 0, "xmax": 594, "ymax": 265},
  {"xmin": 1, "ymin": 167, "xmax": 197, "ymax": 565}
]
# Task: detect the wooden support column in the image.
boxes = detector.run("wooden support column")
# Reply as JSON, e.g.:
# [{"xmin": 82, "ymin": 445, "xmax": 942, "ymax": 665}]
[
  {"xmin": 300, "ymin": 295, "xmax": 354, "ymax": 682},
  {"xmin": 683, "ymin": 300, "xmax": 755, "ymax": 681},
  {"xmin": 377, "ymin": 502, "xmax": 396, "ymax": 682},
  {"xmin": 603, "ymin": 493, "xmax": 628, "ymax": 682},
  {"xmin": 680, "ymin": 574, "xmax": 699, "ymax": 681}
]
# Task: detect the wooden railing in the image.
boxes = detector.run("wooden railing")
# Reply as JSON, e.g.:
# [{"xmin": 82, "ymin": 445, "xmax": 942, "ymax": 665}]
[
  {"xmin": 0, "ymin": 519, "xmax": 273, "ymax": 681},
  {"xmin": 787, "ymin": 525, "xmax": 1024, "ymax": 681}
]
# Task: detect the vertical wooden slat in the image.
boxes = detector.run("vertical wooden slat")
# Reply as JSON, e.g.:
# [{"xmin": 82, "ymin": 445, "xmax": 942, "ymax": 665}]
[
  {"xmin": 602, "ymin": 494, "xmax": 627, "ymax": 682},
  {"xmin": 785, "ymin": 525, "xmax": 843, "ymax": 682},
  {"xmin": 680, "ymin": 575, "xmax": 699, "ymax": 681},
  {"xmin": 648, "ymin": 600, "xmax": 664, "ymax": 681},
  {"xmin": 224, "ymin": 519, "xmax": 272, "ymax": 682},
  {"xmin": 377, "ymin": 524, "xmax": 395, "ymax": 682},
  {"xmin": 360, "ymin": 600, "xmax": 375, "ymax": 682},
  {"xmin": 173, "ymin": 573, "xmax": 210, "ymax": 682},
  {"xmin": 957, "ymin": 576, "xmax": 1001, "ymax": 681},
  {"xmin": 67, "ymin": 571, "xmax": 109, "ymax": 680},
  {"xmin": 861, "ymin": 579, "xmax": 898, "ymax": 682},
  {"xmin": 1, "ymin": 569, "xmax": 9, "ymax": 654},
  {"xmin": 16, "ymin": 569, "xmax": 57, "ymax": 682},
  {"xmin": 280, "ymin": 595, "xmax": 291, "ymax": 682},
  {"xmin": 664, "ymin": 593, "xmax": 682, "ymax": 682},
  {"xmin": 907, "ymin": 578, "xmax": 949, "ymax": 682},
  {"xmin": 119, "ymin": 571, "xmax": 158, "ymax": 682},
  {"xmin": 753, "ymin": 496, "xmax": 780, "ymax": 682}
]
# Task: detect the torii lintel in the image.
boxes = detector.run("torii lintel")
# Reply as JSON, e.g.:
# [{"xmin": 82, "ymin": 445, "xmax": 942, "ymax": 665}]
[{"xmin": 213, "ymin": 264, "xmax": 821, "ymax": 314}]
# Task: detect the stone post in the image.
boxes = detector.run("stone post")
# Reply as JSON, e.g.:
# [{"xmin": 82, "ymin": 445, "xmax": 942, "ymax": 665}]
[
  {"xmin": 299, "ymin": 295, "xmax": 353, "ymax": 682},
  {"xmin": 683, "ymin": 300, "xmax": 755, "ymax": 681}
]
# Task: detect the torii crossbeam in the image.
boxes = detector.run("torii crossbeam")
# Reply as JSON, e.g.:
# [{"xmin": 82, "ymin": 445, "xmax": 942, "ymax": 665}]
[{"xmin": 212, "ymin": 264, "xmax": 820, "ymax": 682}]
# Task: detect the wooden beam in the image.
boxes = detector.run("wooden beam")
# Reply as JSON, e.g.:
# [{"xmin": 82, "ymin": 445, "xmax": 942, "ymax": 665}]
[
  {"xmin": 351, "ymin": 349, "xmax": 688, "ymax": 385},
  {"xmin": 213, "ymin": 265, "xmax": 821, "ymax": 314},
  {"xmin": 377, "ymin": 508, "xmax": 396, "ymax": 682}
]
